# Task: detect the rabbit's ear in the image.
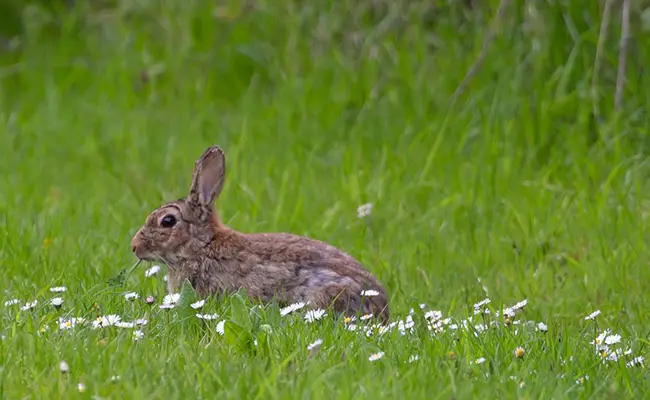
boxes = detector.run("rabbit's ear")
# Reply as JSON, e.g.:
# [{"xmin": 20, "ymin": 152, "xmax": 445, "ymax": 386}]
[{"xmin": 189, "ymin": 146, "xmax": 226, "ymax": 207}]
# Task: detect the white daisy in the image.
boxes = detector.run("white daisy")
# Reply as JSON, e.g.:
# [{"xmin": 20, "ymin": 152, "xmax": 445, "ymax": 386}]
[
  {"xmin": 511, "ymin": 299, "xmax": 528, "ymax": 310},
  {"xmin": 132, "ymin": 330, "xmax": 144, "ymax": 340},
  {"xmin": 368, "ymin": 351, "xmax": 384, "ymax": 362},
  {"xmin": 359, "ymin": 313, "xmax": 373, "ymax": 321},
  {"xmin": 307, "ymin": 339, "xmax": 323, "ymax": 351},
  {"xmin": 626, "ymin": 356, "xmax": 644, "ymax": 367},
  {"xmin": 514, "ymin": 347, "xmax": 525, "ymax": 358},
  {"xmin": 20, "ymin": 300, "xmax": 38, "ymax": 311},
  {"xmin": 361, "ymin": 290, "xmax": 380, "ymax": 297},
  {"xmin": 134, "ymin": 318, "xmax": 148, "ymax": 326},
  {"xmin": 190, "ymin": 300, "xmax": 206, "ymax": 309},
  {"xmin": 50, "ymin": 286, "xmax": 67, "ymax": 293},
  {"xmin": 585, "ymin": 310, "xmax": 601, "ymax": 320},
  {"xmin": 124, "ymin": 292, "xmax": 139, "ymax": 301},
  {"xmin": 536, "ymin": 322, "xmax": 548, "ymax": 332},
  {"xmin": 280, "ymin": 302, "xmax": 307, "ymax": 316},
  {"xmin": 424, "ymin": 310, "xmax": 443, "ymax": 321},
  {"xmin": 51, "ymin": 297, "xmax": 64, "ymax": 307},
  {"xmin": 473, "ymin": 298, "xmax": 491, "ymax": 309},
  {"xmin": 4, "ymin": 299, "xmax": 19, "ymax": 306},
  {"xmin": 605, "ymin": 334, "xmax": 622, "ymax": 345},
  {"xmin": 592, "ymin": 329, "xmax": 611, "ymax": 350},
  {"xmin": 357, "ymin": 203, "xmax": 373, "ymax": 218},
  {"xmin": 398, "ymin": 315, "xmax": 415, "ymax": 335},
  {"xmin": 196, "ymin": 313, "xmax": 219, "ymax": 320},
  {"xmin": 59, "ymin": 361, "xmax": 69, "ymax": 373},
  {"xmin": 144, "ymin": 265, "xmax": 160, "ymax": 277},
  {"xmin": 114, "ymin": 321, "xmax": 135, "ymax": 328},
  {"xmin": 92, "ymin": 314, "xmax": 121, "ymax": 329},
  {"xmin": 160, "ymin": 293, "xmax": 180, "ymax": 309},
  {"xmin": 216, "ymin": 320, "xmax": 225, "ymax": 335},
  {"xmin": 58, "ymin": 317, "xmax": 85, "ymax": 330},
  {"xmin": 304, "ymin": 309, "xmax": 327, "ymax": 323},
  {"xmin": 473, "ymin": 299, "xmax": 491, "ymax": 315}
]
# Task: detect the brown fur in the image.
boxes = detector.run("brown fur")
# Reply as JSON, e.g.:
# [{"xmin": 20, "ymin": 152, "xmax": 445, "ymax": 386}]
[{"xmin": 130, "ymin": 146, "xmax": 389, "ymax": 322}]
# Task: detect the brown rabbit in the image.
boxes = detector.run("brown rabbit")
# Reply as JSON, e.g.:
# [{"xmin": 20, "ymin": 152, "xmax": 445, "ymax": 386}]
[{"xmin": 130, "ymin": 146, "xmax": 390, "ymax": 322}]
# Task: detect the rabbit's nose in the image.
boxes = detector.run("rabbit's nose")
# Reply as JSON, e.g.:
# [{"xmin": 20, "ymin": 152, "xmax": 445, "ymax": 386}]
[{"xmin": 130, "ymin": 234, "xmax": 141, "ymax": 253}]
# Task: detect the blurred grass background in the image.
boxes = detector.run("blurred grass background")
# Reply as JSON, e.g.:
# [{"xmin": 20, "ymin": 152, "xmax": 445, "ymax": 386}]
[{"xmin": 1, "ymin": 0, "xmax": 650, "ymax": 398}]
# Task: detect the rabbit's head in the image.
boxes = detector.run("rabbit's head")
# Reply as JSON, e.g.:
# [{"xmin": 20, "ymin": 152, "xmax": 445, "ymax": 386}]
[{"xmin": 130, "ymin": 146, "xmax": 226, "ymax": 265}]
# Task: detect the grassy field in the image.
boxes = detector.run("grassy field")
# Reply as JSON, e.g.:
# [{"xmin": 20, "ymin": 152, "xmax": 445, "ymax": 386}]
[{"xmin": 1, "ymin": 0, "xmax": 650, "ymax": 398}]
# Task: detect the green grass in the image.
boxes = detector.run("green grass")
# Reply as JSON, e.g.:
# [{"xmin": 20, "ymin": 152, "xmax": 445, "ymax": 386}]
[{"xmin": 2, "ymin": 0, "xmax": 650, "ymax": 398}]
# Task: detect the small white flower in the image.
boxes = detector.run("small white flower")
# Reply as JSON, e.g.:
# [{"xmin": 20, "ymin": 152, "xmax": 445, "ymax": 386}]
[
  {"xmin": 144, "ymin": 265, "xmax": 161, "ymax": 277},
  {"xmin": 626, "ymin": 356, "xmax": 644, "ymax": 367},
  {"xmin": 92, "ymin": 314, "xmax": 121, "ymax": 329},
  {"xmin": 368, "ymin": 351, "xmax": 384, "ymax": 362},
  {"xmin": 124, "ymin": 292, "xmax": 139, "ymax": 301},
  {"xmin": 357, "ymin": 203, "xmax": 373, "ymax": 218},
  {"xmin": 114, "ymin": 321, "xmax": 135, "ymax": 328},
  {"xmin": 361, "ymin": 290, "xmax": 380, "ymax": 297},
  {"xmin": 475, "ymin": 357, "xmax": 486, "ymax": 365},
  {"xmin": 50, "ymin": 286, "xmax": 67, "ymax": 293},
  {"xmin": 196, "ymin": 313, "xmax": 219, "ymax": 320},
  {"xmin": 4, "ymin": 299, "xmax": 19, "ymax": 306},
  {"xmin": 134, "ymin": 318, "xmax": 148, "ymax": 326},
  {"xmin": 304, "ymin": 309, "xmax": 327, "ymax": 323},
  {"xmin": 408, "ymin": 354, "xmax": 420, "ymax": 363},
  {"xmin": 20, "ymin": 300, "xmax": 38, "ymax": 311},
  {"xmin": 514, "ymin": 347, "xmax": 525, "ymax": 358},
  {"xmin": 159, "ymin": 304, "xmax": 175, "ymax": 309},
  {"xmin": 474, "ymin": 298, "xmax": 491, "ymax": 309},
  {"xmin": 604, "ymin": 349, "xmax": 622, "ymax": 362},
  {"xmin": 280, "ymin": 302, "xmax": 307, "ymax": 316},
  {"xmin": 511, "ymin": 299, "xmax": 528, "ymax": 310},
  {"xmin": 592, "ymin": 329, "xmax": 611, "ymax": 350},
  {"xmin": 605, "ymin": 334, "xmax": 622, "ymax": 345},
  {"xmin": 50, "ymin": 297, "xmax": 64, "ymax": 307},
  {"xmin": 110, "ymin": 375, "xmax": 121, "ymax": 382},
  {"xmin": 473, "ymin": 298, "xmax": 491, "ymax": 314},
  {"xmin": 359, "ymin": 313, "xmax": 373, "ymax": 321},
  {"xmin": 58, "ymin": 317, "xmax": 85, "ymax": 330},
  {"xmin": 190, "ymin": 300, "xmax": 206, "ymax": 309},
  {"xmin": 576, "ymin": 375, "xmax": 589, "ymax": 384},
  {"xmin": 424, "ymin": 310, "xmax": 443, "ymax": 321},
  {"xmin": 398, "ymin": 315, "xmax": 415, "ymax": 335},
  {"xmin": 216, "ymin": 320, "xmax": 225, "ymax": 335},
  {"xmin": 585, "ymin": 310, "xmax": 601, "ymax": 320},
  {"xmin": 161, "ymin": 293, "xmax": 180, "ymax": 308},
  {"xmin": 307, "ymin": 338, "xmax": 323, "ymax": 351},
  {"xmin": 132, "ymin": 330, "xmax": 144, "ymax": 341},
  {"xmin": 59, "ymin": 361, "xmax": 69, "ymax": 373},
  {"xmin": 77, "ymin": 383, "xmax": 86, "ymax": 393},
  {"xmin": 536, "ymin": 322, "xmax": 548, "ymax": 332},
  {"xmin": 163, "ymin": 274, "xmax": 168, "ymax": 282}
]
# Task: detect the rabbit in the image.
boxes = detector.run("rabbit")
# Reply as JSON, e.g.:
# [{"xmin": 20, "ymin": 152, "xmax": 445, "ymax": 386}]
[{"xmin": 130, "ymin": 145, "xmax": 390, "ymax": 322}]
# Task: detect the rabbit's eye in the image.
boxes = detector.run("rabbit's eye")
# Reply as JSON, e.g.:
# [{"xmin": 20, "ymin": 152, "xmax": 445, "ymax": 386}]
[{"xmin": 160, "ymin": 214, "xmax": 177, "ymax": 228}]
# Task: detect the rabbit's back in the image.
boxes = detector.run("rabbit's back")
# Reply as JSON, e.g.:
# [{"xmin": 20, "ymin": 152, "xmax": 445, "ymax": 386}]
[{"xmin": 243, "ymin": 232, "xmax": 390, "ymax": 320}]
